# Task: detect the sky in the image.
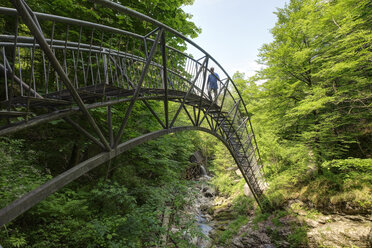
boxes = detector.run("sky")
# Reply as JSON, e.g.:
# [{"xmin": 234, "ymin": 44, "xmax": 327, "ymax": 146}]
[{"xmin": 182, "ymin": 0, "xmax": 288, "ymax": 78}]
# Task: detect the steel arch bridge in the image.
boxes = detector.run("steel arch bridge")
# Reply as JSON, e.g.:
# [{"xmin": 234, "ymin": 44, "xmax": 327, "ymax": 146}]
[{"xmin": 0, "ymin": 0, "xmax": 266, "ymax": 226}]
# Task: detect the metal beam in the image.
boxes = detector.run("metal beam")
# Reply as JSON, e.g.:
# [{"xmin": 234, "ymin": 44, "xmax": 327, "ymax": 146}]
[
  {"xmin": 0, "ymin": 125, "xmax": 261, "ymax": 226},
  {"xmin": 196, "ymin": 56, "xmax": 208, "ymax": 125},
  {"xmin": 64, "ymin": 117, "xmax": 106, "ymax": 150},
  {"xmin": 107, "ymin": 105, "xmax": 114, "ymax": 147},
  {"xmin": 0, "ymin": 93, "xmax": 195, "ymax": 137},
  {"xmin": 182, "ymin": 105, "xmax": 196, "ymax": 126},
  {"xmin": 142, "ymin": 100, "xmax": 166, "ymax": 129},
  {"xmin": 161, "ymin": 32, "xmax": 169, "ymax": 128}
]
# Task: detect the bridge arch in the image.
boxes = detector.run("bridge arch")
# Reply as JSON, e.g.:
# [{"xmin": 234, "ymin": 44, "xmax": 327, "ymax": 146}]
[{"xmin": 0, "ymin": 0, "xmax": 265, "ymax": 226}]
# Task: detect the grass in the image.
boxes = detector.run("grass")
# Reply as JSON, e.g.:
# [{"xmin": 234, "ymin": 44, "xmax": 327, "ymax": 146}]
[
  {"xmin": 287, "ymin": 225, "xmax": 308, "ymax": 248},
  {"xmin": 218, "ymin": 216, "xmax": 249, "ymax": 244},
  {"xmin": 290, "ymin": 202, "xmax": 322, "ymax": 219}
]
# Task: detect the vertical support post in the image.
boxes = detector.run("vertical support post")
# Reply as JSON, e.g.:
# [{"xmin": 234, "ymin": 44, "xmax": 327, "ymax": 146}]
[
  {"xmin": 196, "ymin": 56, "xmax": 209, "ymax": 125},
  {"xmin": 103, "ymin": 48, "xmax": 109, "ymax": 84},
  {"xmin": 214, "ymin": 79, "xmax": 230, "ymax": 128},
  {"xmin": 193, "ymin": 106, "xmax": 197, "ymax": 124},
  {"xmin": 2, "ymin": 47, "xmax": 8, "ymax": 101},
  {"xmin": 161, "ymin": 31, "xmax": 169, "ymax": 128},
  {"xmin": 8, "ymin": 16, "xmax": 19, "ymax": 111},
  {"xmin": 143, "ymin": 38, "xmax": 148, "ymax": 58},
  {"xmin": 18, "ymin": 47, "xmax": 23, "ymax": 95},
  {"xmin": 107, "ymin": 105, "xmax": 113, "ymax": 148}
]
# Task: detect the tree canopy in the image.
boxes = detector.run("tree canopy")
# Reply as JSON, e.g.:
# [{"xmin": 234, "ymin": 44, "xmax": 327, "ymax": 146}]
[
  {"xmin": 234, "ymin": 0, "xmax": 371, "ymax": 211},
  {"xmin": 250, "ymin": 0, "xmax": 371, "ymax": 163}
]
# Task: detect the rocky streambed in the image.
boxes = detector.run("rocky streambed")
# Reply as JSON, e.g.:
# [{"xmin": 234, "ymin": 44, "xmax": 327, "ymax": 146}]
[
  {"xmin": 188, "ymin": 174, "xmax": 216, "ymax": 247},
  {"xmin": 169, "ymin": 165, "xmax": 372, "ymax": 247},
  {"xmin": 226, "ymin": 200, "xmax": 372, "ymax": 248}
]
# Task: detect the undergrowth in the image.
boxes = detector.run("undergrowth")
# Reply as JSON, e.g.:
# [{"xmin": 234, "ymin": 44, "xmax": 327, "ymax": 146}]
[{"xmin": 264, "ymin": 158, "xmax": 372, "ymax": 212}]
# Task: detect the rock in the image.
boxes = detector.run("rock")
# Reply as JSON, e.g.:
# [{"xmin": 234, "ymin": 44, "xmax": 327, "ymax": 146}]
[
  {"xmin": 232, "ymin": 237, "xmax": 245, "ymax": 248},
  {"xmin": 250, "ymin": 230, "xmax": 271, "ymax": 244},
  {"xmin": 190, "ymin": 236, "xmax": 198, "ymax": 245},
  {"xmin": 204, "ymin": 214, "xmax": 213, "ymax": 222},
  {"xmin": 213, "ymin": 207, "xmax": 234, "ymax": 221},
  {"xmin": 307, "ymin": 215, "xmax": 372, "ymax": 248},
  {"xmin": 306, "ymin": 218, "xmax": 319, "ymax": 228},
  {"xmin": 207, "ymin": 207, "xmax": 214, "ymax": 215},
  {"xmin": 200, "ymin": 204, "xmax": 209, "ymax": 212},
  {"xmin": 235, "ymin": 169, "xmax": 242, "ymax": 177},
  {"xmin": 275, "ymin": 241, "xmax": 290, "ymax": 247},
  {"xmin": 306, "ymin": 163, "xmax": 318, "ymax": 178},
  {"xmin": 317, "ymin": 215, "xmax": 331, "ymax": 224},
  {"xmin": 203, "ymin": 186, "xmax": 216, "ymax": 197},
  {"xmin": 217, "ymin": 224, "xmax": 228, "ymax": 231},
  {"xmin": 214, "ymin": 196, "xmax": 228, "ymax": 206},
  {"xmin": 263, "ymin": 244, "xmax": 275, "ymax": 248},
  {"xmin": 243, "ymin": 183, "xmax": 253, "ymax": 197},
  {"xmin": 344, "ymin": 215, "xmax": 366, "ymax": 222},
  {"xmin": 230, "ymin": 221, "xmax": 276, "ymax": 248},
  {"xmin": 197, "ymin": 237, "xmax": 212, "ymax": 248}
]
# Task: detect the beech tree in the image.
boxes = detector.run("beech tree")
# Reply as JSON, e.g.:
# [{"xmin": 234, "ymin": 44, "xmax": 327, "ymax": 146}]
[{"xmin": 249, "ymin": 0, "xmax": 372, "ymax": 166}]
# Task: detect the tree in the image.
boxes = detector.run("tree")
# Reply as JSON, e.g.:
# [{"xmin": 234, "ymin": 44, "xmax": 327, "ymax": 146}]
[{"xmin": 255, "ymin": 0, "xmax": 371, "ymax": 164}]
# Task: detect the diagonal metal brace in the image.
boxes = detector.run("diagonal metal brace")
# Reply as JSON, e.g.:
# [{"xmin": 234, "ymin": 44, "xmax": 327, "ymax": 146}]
[
  {"xmin": 169, "ymin": 58, "xmax": 207, "ymax": 128},
  {"xmin": 114, "ymin": 28, "xmax": 164, "ymax": 147}
]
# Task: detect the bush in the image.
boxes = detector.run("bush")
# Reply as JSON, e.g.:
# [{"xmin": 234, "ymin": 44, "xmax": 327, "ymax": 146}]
[
  {"xmin": 298, "ymin": 158, "xmax": 372, "ymax": 210},
  {"xmin": 321, "ymin": 158, "xmax": 372, "ymax": 175}
]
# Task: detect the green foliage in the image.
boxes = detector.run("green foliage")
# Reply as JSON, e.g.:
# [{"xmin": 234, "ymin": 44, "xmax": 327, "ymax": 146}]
[
  {"xmin": 244, "ymin": 0, "xmax": 372, "ymax": 164},
  {"xmin": 287, "ymin": 225, "xmax": 308, "ymax": 248},
  {"xmin": 232, "ymin": 195, "xmax": 255, "ymax": 216},
  {"xmin": 210, "ymin": 140, "xmax": 246, "ymax": 196},
  {"xmin": 299, "ymin": 158, "xmax": 372, "ymax": 209},
  {"xmin": 0, "ymin": 138, "xmax": 51, "ymax": 209},
  {"xmin": 0, "ymin": 0, "xmax": 201, "ymax": 51},
  {"xmin": 321, "ymin": 158, "xmax": 372, "ymax": 175},
  {"xmin": 218, "ymin": 216, "xmax": 249, "ymax": 245},
  {"xmin": 234, "ymin": 0, "xmax": 372, "ymax": 213},
  {"xmin": 252, "ymin": 211, "xmax": 270, "ymax": 228},
  {"xmin": 0, "ymin": 100, "xmax": 200, "ymax": 247},
  {"xmin": 90, "ymin": 180, "xmax": 137, "ymax": 216}
]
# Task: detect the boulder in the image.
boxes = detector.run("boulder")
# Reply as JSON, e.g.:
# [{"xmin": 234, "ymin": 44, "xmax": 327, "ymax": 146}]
[
  {"xmin": 243, "ymin": 183, "xmax": 253, "ymax": 197},
  {"xmin": 202, "ymin": 186, "xmax": 216, "ymax": 197},
  {"xmin": 307, "ymin": 216, "xmax": 372, "ymax": 248},
  {"xmin": 235, "ymin": 169, "xmax": 242, "ymax": 177}
]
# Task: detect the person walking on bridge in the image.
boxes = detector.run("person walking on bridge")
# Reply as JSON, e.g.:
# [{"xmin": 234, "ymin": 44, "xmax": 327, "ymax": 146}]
[{"xmin": 207, "ymin": 67, "xmax": 219, "ymax": 101}]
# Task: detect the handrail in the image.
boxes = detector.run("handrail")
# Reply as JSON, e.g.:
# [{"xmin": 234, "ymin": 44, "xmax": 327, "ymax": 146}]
[{"xmin": 0, "ymin": 7, "xmax": 234, "ymax": 102}]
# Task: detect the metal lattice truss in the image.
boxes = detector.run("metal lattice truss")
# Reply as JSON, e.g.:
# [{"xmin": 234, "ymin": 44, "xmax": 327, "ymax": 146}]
[{"xmin": 0, "ymin": 0, "xmax": 266, "ymax": 226}]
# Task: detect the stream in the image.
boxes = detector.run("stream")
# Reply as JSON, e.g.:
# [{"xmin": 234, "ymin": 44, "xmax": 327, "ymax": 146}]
[{"xmin": 192, "ymin": 165, "xmax": 215, "ymax": 248}]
